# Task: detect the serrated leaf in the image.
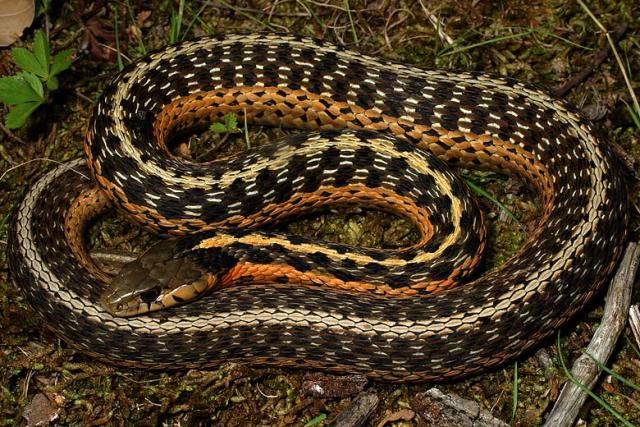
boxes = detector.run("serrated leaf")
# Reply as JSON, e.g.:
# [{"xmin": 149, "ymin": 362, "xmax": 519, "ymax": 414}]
[
  {"xmin": 5, "ymin": 101, "xmax": 42, "ymax": 129},
  {"xmin": 224, "ymin": 113, "xmax": 238, "ymax": 130},
  {"xmin": 50, "ymin": 49, "xmax": 73, "ymax": 77},
  {"xmin": 19, "ymin": 72, "xmax": 45, "ymax": 99},
  {"xmin": 0, "ymin": 76, "xmax": 42, "ymax": 105},
  {"xmin": 32, "ymin": 30, "xmax": 50, "ymax": 78},
  {"xmin": 210, "ymin": 122, "xmax": 228, "ymax": 134},
  {"xmin": 11, "ymin": 48, "xmax": 46, "ymax": 77},
  {"xmin": 0, "ymin": 77, "xmax": 27, "ymax": 104}
]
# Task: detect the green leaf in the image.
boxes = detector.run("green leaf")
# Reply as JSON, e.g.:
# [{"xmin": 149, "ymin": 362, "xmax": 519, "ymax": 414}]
[
  {"xmin": 210, "ymin": 122, "xmax": 228, "ymax": 134},
  {"xmin": 5, "ymin": 101, "xmax": 43, "ymax": 129},
  {"xmin": 304, "ymin": 414, "xmax": 327, "ymax": 427},
  {"xmin": 46, "ymin": 76, "xmax": 59, "ymax": 91},
  {"xmin": 225, "ymin": 113, "xmax": 238, "ymax": 130},
  {"xmin": 0, "ymin": 76, "xmax": 43, "ymax": 105},
  {"xmin": 32, "ymin": 30, "xmax": 51, "ymax": 77},
  {"xmin": 50, "ymin": 49, "xmax": 74, "ymax": 77},
  {"xmin": 0, "ymin": 77, "xmax": 29, "ymax": 104},
  {"xmin": 19, "ymin": 72, "xmax": 45, "ymax": 99},
  {"xmin": 11, "ymin": 48, "xmax": 46, "ymax": 77}
]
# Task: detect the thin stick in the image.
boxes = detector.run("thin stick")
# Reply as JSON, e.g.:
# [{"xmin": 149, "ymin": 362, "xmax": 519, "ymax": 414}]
[
  {"xmin": 544, "ymin": 242, "xmax": 639, "ymax": 426},
  {"xmin": 0, "ymin": 122, "xmax": 27, "ymax": 145},
  {"xmin": 0, "ymin": 158, "xmax": 89, "ymax": 183},
  {"xmin": 417, "ymin": 0, "xmax": 453, "ymax": 46},
  {"xmin": 629, "ymin": 306, "xmax": 640, "ymax": 350}
]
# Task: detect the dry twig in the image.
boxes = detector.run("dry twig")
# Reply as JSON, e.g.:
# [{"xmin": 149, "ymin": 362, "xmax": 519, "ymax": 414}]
[
  {"xmin": 416, "ymin": 0, "xmax": 453, "ymax": 46},
  {"xmin": 628, "ymin": 305, "xmax": 640, "ymax": 350},
  {"xmin": 544, "ymin": 242, "xmax": 639, "ymax": 426}
]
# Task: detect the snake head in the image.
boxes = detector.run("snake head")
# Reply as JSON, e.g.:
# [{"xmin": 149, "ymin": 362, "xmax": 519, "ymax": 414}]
[{"xmin": 101, "ymin": 239, "xmax": 215, "ymax": 317}]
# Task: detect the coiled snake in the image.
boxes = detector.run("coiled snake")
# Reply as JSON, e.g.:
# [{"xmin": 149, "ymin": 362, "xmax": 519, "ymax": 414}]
[{"xmin": 8, "ymin": 33, "xmax": 628, "ymax": 381}]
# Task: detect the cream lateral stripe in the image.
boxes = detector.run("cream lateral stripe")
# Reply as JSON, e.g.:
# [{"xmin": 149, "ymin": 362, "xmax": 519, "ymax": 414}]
[
  {"xmin": 167, "ymin": 306, "xmax": 471, "ymax": 340},
  {"xmin": 15, "ymin": 161, "xmax": 142, "ymax": 329},
  {"xmin": 17, "ymin": 160, "xmax": 83, "ymax": 296},
  {"xmin": 195, "ymin": 221, "xmax": 457, "ymax": 268}
]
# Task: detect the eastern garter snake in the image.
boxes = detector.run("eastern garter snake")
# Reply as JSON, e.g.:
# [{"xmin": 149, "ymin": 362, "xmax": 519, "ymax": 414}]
[{"xmin": 8, "ymin": 33, "xmax": 628, "ymax": 381}]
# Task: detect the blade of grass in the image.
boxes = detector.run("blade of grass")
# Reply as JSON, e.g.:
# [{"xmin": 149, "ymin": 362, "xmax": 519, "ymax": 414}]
[
  {"xmin": 184, "ymin": 1, "xmax": 214, "ymax": 34},
  {"xmin": 511, "ymin": 361, "xmax": 518, "ymax": 424},
  {"xmin": 583, "ymin": 351, "xmax": 640, "ymax": 394},
  {"xmin": 624, "ymin": 101, "xmax": 640, "ymax": 129},
  {"xmin": 169, "ymin": 0, "xmax": 185, "ymax": 44},
  {"xmin": 438, "ymin": 29, "xmax": 536, "ymax": 57},
  {"xmin": 183, "ymin": 0, "xmax": 210, "ymax": 38},
  {"xmin": 557, "ymin": 334, "xmax": 635, "ymax": 427},
  {"xmin": 530, "ymin": 28, "xmax": 593, "ymax": 50},
  {"xmin": 344, "ymin": 0, "xmax": 359, "ymax": 46},
  {"xmin": 624, "ymin": 335, "xmax": 640, "ymax": 360},
  {"xmin": 125, "ymin": 0, "xmax": 147, "ymax": 56},
  {"xmin": 113, "ymin": 6, "xmax": 124, "ymax": 71},
  {"xmin": 438, "ymin": 25, "xmax": 593, "ymax": 60},
  {"xmin": 464, "ymin": 178, "xmax": 520, "ymax": 223},
  {"xmin": 0, "ymin": 158, "xmax": 90, "ymax": 183}
]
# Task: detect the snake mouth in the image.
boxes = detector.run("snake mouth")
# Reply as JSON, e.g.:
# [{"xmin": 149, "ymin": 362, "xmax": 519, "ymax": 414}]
[{"xmin": 101, "ymin": 284, "xmax": 165, "ymax": 317}]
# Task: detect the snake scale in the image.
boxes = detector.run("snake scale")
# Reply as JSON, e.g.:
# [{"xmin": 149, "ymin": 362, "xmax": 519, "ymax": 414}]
[{"xmin": 8, "ymin": 33, "xmax": 628, "ymax": 381}]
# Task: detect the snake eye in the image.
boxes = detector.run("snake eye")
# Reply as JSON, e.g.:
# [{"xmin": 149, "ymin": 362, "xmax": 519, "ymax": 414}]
[{"xmin": 140, "ymin": 287, "xmax": 161, "ymax": 303}]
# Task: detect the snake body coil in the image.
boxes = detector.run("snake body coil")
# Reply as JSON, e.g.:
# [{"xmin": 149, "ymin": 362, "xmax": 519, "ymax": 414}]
[{"xmin": 8, "ymin": 33, "xmax": 627, "ymax": 381}]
